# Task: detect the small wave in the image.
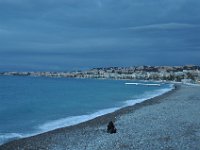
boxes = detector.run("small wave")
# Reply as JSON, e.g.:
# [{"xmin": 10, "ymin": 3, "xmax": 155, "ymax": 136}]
[
  {"xmin": 38, "ymin": 107, "xmax": 119, "ymax": 132},
  {"xmin": 0, "ymin": 132, "xmax": 39, "ymax": 145},
  {"xmin": 0, "ymin": 107, "xmax": 120, "ymax": 145},
  {"xmin": 0, "ymin": 133, "xmax": 24, "ymax": 145},
  {"xmin": 183, "ymin": 83, "xmax": 200, "ymax": 87},
  {"xmin": 124, "ymin": 86, "xmax": 174, "ymax": 106}
]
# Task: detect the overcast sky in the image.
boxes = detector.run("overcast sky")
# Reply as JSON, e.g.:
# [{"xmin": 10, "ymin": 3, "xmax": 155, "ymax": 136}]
[{"xmin": 0, "ymin": 0, "xmax": 200, "ymax": 71}]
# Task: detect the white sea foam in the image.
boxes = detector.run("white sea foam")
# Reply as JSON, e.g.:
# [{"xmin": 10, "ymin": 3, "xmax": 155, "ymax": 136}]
[
  {"xmin": 0, "ymin": 133, "xmax": 24, "ymax": 145},
  {"xmin": 38, "ymin": 107, "xmax": 119, "ymax": 132},
  {"xmin": 0, "ymin": 107, "xmax": 120, "ymax": 145},
  {"xmin": 124, "ymin": 86, "xmax": 174, "ymax": 106},
  {"xmin": 183, "ymin": 83, "xmax": 200, "ymax": 86},
  {"xmin": 0, "ymin": 132, "xmax": 41, "ymax": 145}
]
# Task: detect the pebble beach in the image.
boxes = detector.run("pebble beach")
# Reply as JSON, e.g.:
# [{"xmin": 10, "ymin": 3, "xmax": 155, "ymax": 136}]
[{"xmin": 1, "ymin": 84, "xmax": 200, "ymax": 150}]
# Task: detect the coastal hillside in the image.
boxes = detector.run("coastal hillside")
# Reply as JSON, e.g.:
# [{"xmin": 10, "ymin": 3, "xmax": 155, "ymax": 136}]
[{"xmin": 1, "ymin": 65, "xmax": 200, "ymax": 84}]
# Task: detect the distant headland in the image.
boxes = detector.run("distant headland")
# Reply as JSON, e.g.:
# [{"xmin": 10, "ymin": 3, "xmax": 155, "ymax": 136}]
[{"xmin": 1, "ymin": 65, "xmax": 200, "ymax": 84}]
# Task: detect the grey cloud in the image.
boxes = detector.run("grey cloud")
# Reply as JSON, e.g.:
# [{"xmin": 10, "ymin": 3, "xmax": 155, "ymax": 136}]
[
  {"xmin": 125, "ymin": 23, "xmax": 200, "ymax": 31},
  {"xmin": 0, "ymin": 0, "xmax": 200, "ymax": 71},
  {"xmin": 0, "ymin": 28, "xmax": 9, "ymax": 34}
]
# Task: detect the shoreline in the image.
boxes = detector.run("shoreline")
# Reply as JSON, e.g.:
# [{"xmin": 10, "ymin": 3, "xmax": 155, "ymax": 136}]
[
  {"xmin": 0, "ymin": 79, "xmax": 174, "ymax": 145},
  {"xmin": 0, "ymin": 83, "xmax": 178, "ymax": 149},
  {"xmin": 37, "ymin": 82, "xmax": 174, "ymax": 133}
]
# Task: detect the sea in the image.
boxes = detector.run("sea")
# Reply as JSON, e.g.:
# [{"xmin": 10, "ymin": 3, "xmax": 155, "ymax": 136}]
[{"xmin": 0, "ymin": 76, "xmax": 174, "ymax": 145}]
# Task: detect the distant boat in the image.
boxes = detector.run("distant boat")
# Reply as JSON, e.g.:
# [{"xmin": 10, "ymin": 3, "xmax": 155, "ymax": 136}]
[{"xmin": 125, "ymin": 83, "xmax": 161, "ymax": 86}]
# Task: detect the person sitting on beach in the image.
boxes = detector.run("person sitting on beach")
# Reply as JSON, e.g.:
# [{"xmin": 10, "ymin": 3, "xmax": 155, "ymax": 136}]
[{"xmin": 107, "ymin": 121, "xmax": 117, "ymax": 134}]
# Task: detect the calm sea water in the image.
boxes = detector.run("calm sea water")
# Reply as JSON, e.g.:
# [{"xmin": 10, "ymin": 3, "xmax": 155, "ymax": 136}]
[{"xmin": 0, "ymin": 76, "xmax": 173, "ymax": 144}]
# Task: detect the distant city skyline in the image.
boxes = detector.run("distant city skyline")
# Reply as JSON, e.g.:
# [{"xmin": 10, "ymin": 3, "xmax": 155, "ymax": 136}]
[{"xmin": 0, "ymin": 0, "xmax": 200, "ymax": 71}]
